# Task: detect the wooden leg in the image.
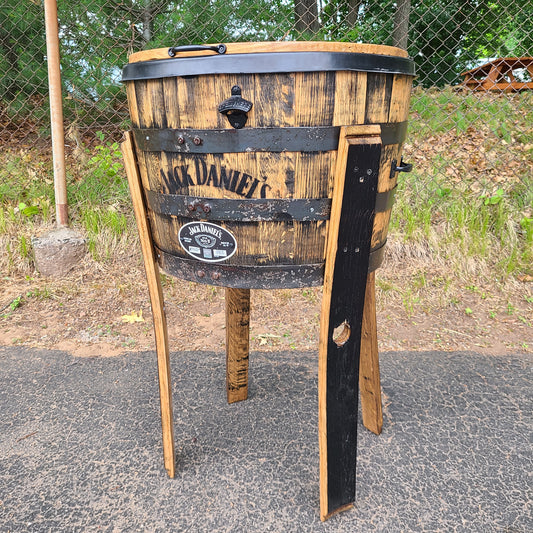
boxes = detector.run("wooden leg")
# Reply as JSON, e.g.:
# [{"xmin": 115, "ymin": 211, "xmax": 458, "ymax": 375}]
[
  {"xmin": 359, "ymin": 272, "xmax": 383, "ymax": 435},
  {"xmin": 225, "ymin": 288, "xmax": 250, "ymax": 403},
  {"xmin": 319, "ymin": 126, "xmax": 382, "ymax": 521},
  {"xmin": 121, "ymin": 132, "xmax": 175, "ymax": 478}
]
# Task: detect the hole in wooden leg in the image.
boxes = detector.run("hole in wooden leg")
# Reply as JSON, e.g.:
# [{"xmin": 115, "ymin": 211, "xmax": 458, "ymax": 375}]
[{"xmin": 332, "ymin": 320, "xmax": 351, "ymax": 347}]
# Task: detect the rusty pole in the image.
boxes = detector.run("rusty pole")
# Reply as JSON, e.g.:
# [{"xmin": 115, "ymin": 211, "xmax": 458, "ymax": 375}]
[{"xmin": 44, "ymin": 0, "xmax": 68, "ymax": 226}]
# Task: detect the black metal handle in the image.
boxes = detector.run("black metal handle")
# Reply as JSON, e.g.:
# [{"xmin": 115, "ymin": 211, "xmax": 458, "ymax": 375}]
[
  {"xmin": 218, "ymin": 86, "xmax": 253, "ymax": 129},
  {"xmin": 168, "ymin": 44, "xmax": 227, "ymax": 57},
  {"xmin": 390, "ymin": 158, "xmax": 413, "ymax": 178}
]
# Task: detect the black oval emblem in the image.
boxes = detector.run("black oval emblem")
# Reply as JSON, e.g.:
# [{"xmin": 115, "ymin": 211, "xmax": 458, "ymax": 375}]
[{"xmin": 178, "ymin": 222, "xmax": 237, "ymax": 263}]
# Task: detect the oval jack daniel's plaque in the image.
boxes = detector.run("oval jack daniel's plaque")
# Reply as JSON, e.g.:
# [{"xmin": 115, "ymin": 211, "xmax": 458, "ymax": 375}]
[{"xmin": 178, "ymin": 221, "xmax": 237, "ymax": 263}]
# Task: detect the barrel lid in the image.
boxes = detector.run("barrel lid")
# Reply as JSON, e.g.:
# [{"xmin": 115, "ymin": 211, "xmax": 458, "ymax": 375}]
[
  {"xmin": 122, "ymin": 41, "xmax": 415, "ymax": 82},
  {"xmin": 128, "ymin": 41, "xmax": 409, "ymax": 63}
]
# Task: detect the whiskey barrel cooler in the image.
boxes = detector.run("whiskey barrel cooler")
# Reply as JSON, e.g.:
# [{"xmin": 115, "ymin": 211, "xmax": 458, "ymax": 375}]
[{"xmin": 121, "ymin": 42, "xmax": 415, "ymax": 289}]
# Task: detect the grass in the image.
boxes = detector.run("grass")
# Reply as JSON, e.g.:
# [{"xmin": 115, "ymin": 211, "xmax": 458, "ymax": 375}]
[
  {"xmin": 391, "ymin": 173, "xmax": 532, "ymax": 272},
  {"xmin": 0, "ymin": 133, "xmax": 134, "ymax": 272},
  {"xmin": 393, "ymin": 87, "xmax": 533, "ymax": 278},
  {"xmin": 409, "ymin": 86, "xmax": 533, "ymax": 141},
  {"xmin": 0, "ymin": 89, "xmax": 532, "ymax": 282}
]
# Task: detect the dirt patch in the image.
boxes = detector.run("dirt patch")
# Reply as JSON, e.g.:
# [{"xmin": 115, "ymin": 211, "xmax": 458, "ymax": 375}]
[{"xmin": 1, "ymin": 242, "xmax": 531, "ymax": 359}]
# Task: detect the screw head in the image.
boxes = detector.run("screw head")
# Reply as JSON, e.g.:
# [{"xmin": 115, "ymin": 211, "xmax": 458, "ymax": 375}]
[
  {"xmin": 211, "ymin": 272, "xmax": 221, "ymax": 281},
  {"xmin": 196, "ymin": 270, "xmax": 205, "ymax": 278},
  {"xmin": 177, "ymin": 136, "xmax": 185, "ymax": 145},
  {"xmin": 193, "ymin": 136, "xmax": 202, "ymax": 146}
]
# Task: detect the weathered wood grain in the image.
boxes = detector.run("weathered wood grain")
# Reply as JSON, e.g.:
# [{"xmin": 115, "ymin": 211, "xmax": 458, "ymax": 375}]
[
  {"xmin": 122, "ymin": 42, "xmax": 414, "ymax": 519},
  {"xmin": 225, "ymin": 288, "xmax": 250, "ymax": 403},
  {"xmin": 121, "ymin": 132, "xmax": 175, "ymax": 478},
  {"xmin": 124, "ymin": 51, "xmax": 412, "ymax": 278},
  {"xmin": 360, "ymin": 271, "xmax": 383, "ymax": 435},
  {"xmin": 127, "ymin": 41, "xmax": 410, "ymax": 63},
  {"xmin": 319, "ymin": 126, "xmax": 381, "ymax": 521}
]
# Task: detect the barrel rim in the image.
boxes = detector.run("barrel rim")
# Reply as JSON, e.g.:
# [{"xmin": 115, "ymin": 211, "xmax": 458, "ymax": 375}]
[
  {"xmin": 121, "ymin": 50, "xmax": 416, "ymax": 82},
  {"xmin": 128, "ymin": 41, "xmax": 410, "ymax": 63}
]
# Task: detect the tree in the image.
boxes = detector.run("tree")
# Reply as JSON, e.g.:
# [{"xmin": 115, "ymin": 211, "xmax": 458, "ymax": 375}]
[
  {"xmin": 2, "ymin": 0, "xmax": 532, "ymax": 131},
  {"xmin": 0, "ymin": 1, "xmax": 48, "ymax": 117},
  {"xmin": 393, "ymin": 0, "xmax": 410, "ymax": 50},
  {"xmin": 408, "ymin": 0, "xmax": 533, "ymax": 87},
  {"xmin": 294, "ymin": 0, "xmax": 320, "ymax": 36}
]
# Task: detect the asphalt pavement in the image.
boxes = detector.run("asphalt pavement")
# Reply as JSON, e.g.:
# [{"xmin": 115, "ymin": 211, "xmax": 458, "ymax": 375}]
[{"xmin": 0, "ymin": 346, "xmax": 531, "ymax": 532}]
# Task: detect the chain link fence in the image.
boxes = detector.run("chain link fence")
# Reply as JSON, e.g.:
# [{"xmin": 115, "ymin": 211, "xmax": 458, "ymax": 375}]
[{"xmin": 1, "ymin": 1, "xmax": 532, "ymax": 189}]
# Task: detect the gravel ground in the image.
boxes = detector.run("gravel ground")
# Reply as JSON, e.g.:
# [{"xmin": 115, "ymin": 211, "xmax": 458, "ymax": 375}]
[{"xmin": 0, "ymin": 346, "xmax": 531, "ymax": 532}]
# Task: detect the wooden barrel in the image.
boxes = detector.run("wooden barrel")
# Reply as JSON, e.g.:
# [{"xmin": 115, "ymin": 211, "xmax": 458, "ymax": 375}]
[{"xmin": 122, "ymin": 42, "xmax": 415, "ymax": 289}]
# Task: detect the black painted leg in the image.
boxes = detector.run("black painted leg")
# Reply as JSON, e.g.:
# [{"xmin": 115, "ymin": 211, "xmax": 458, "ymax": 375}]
[{"xmin": 319, "ymin": 132, "xmax": 381, "ymax": 519}]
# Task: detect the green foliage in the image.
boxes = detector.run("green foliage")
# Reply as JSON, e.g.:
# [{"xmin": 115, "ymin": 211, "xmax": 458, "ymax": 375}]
[
  {"xmin": 410, "ymin": 88, "xmax": 531, "ymax": 139},
  {"xmin": 0, "ymin": 151, "xmax": 54, "ymax": 229},
  {"xmin": 81, "ymin": 207, "xmax": 128, "ymax": 238},
  {"xmin": 483, "ymin": 188, "xmax": 505, "ymax": 206},
  {"xmin": 0, "ymin": 129, "xmax": 134, "ymax": 270},
  {"xmin": 90, "ymin": 133, "xmax": 124, "ymax": 181},
  {"xmin": 69, "ymin": 134, "xmax": 126, "ymax": 206},
  {"xmin": 408, "ymin": 1, "xmax": 473, "ymax": 87},
  {"xmin": 1, "ymin": 0, "xmax": 533, "ymax": 127},
  {"xmin": 0, "ymin": 1, "xmax": 48, "ymax": 118},
  {"xmin": 64, "ymin": 133, "xmax": 132, "ymax": 260},
  {"xmin": 9, "ymin": 295, "xmax": 22, "ymax": 311},
  {"xmin": 17, "ymin": 202, "xmax": 40, "ymax": 218},
  {"xmin": 390, "ymin": 89, "xmax": 532, "ymax": 277},
  {"xmin": 392, "ymin": 172, "xmax": 531, "ymax": 276},
  {"xmin": 18, "ymin": 234, "xmax": 30, "ymax": 259},
  {"xmin": 520, "ymin": 217, "xmax": 533, "ymax": 242}
]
